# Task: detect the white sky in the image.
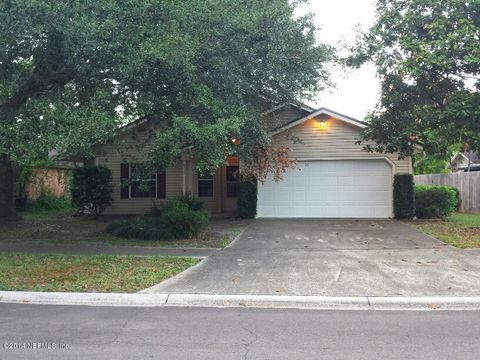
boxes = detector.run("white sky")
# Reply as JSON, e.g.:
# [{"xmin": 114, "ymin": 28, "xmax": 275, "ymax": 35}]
[{"xmin": 297, "ymin": 0, "xmax": 380, "ymax": 120}]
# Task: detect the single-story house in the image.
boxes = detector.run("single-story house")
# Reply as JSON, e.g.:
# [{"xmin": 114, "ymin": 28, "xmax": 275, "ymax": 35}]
[
  {"xmin": 448, "ymin": 151, "xmax": 480, "ymax": 172},
  {"xmin": 92, "ymin": 103, "xmax": 413, "ymax": 218}
]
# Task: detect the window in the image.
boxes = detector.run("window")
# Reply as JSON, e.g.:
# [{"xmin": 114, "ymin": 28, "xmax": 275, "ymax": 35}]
[
  {"xmin": 198, "ymin": 173, "xmax": 214, "ymax": 197},
  {"xmin": 130, "ymin": 164, "xmax": 157, "ymax": 198},
  {"xmin": 120, "ymin": 163, "xmax": 166, "ymax": 199},
  {"xmin": 226, "ymin": 165, "xmax": 239, "ymax": 197}
]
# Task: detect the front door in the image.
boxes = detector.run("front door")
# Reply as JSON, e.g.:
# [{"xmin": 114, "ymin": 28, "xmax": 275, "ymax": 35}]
[{"xmin": 221, "ymin": 158, "xmax": 239, "ymax": 213}]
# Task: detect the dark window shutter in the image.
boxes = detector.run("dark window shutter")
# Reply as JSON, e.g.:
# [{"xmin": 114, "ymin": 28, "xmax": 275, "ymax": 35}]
[
  {"xmin": 157, "ymin": 171, "xmax": 166, "ymax": 199},
  {"xmin": 120, "ymin": 163, "xmax": 130, "ymax": 199}
]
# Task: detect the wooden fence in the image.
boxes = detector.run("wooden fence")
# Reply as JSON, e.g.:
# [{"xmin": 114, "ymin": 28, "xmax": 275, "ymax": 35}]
[
  {"xmin": 25, "ymin": 168, "xmax": 70, "ymax": 200},
  {"xmin": 414, "ymin": 172, "xmax": 480, "ymax": 213}
]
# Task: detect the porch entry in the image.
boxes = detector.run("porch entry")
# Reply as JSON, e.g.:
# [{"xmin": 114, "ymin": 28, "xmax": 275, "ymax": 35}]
[
  {"xmin": 196, "ymin": 156, "xmax": 239, "ymax": 214},
  {"xmin": 220, "ymin": 156, "xmax": 239, "ymax": 213}
]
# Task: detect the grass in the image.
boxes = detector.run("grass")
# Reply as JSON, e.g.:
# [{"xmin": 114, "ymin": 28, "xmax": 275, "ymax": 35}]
[
  {"xmin": 0, "ymin": 209, "xmax": 248, "ymax": 248},
  {"xmin": 411, "ymin": 213, "xmax": 480, "ymax": 248},
  {"xmin": 0, "ymin": 252, "xmax": 198, "ymax": 292}
]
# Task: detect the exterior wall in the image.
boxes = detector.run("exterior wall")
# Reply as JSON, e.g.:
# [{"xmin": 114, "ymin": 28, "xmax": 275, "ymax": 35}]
[
  {"xmin": 188, "ymin": 156, "xmax": 239, "ymax": 214},
  {"xmin": 94, "ymin": 110, "xmax": 411, "ymax": 215},
  {"xmin": 190, "ymin": 166, "xmax": 221, "ymax": 214},
  {"xmin": 94, "ymin": 123, "xmax": 236, "ymax": 215},
  {"xmin": 94, "ymin": 124, "xmax": 184, "ymax": 215},
  {"xmin": 271, "ymin": 116, "xmax": 411, "ymax": 174}
]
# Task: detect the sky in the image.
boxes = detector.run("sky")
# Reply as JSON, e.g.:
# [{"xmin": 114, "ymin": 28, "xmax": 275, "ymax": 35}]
[{"xmin": 296, "ymin": 0, "xmax": 380, "ymax": 120}]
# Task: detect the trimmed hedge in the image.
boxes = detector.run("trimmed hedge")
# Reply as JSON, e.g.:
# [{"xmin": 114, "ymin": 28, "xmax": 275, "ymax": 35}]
[
  {"xmin": 71, "ymin": 166, "xmax": 113, "ymax": 215},
  {"xmin": 238, "ymin": 179, "xmax": 257, "ymax": 218},
  {"xmin": 393, "ymin": 174, "xmax": 415, "ymax": 218},
  {"xmin": 106, "ymin": 198, "xmax": 209, "ymax": 240},
  {"xmin": 414, "ymin": 185, "xmax": 459, "ymax": 219}
]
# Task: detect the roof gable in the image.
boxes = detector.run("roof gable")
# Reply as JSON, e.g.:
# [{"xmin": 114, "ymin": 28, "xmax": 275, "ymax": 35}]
[
  {"xmin": 269, "ymin": 107, "xmax": 366, "ymax": 136},
  {"xmin": 450, "ymin": 151, "xmax": 480, "ymax": 167}
]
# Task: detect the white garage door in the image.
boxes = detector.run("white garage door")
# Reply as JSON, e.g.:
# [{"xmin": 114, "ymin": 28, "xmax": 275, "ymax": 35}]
[{"xmin": 257, "ymin": 160, "xmax": 393, "ymax": 218}]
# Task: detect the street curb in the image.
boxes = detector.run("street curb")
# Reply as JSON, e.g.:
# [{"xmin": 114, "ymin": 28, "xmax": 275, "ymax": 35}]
[
  {"xmin": 166, "ymin": 294, "xmax": 370, "ymax": 310},
  {"xmin": 0, "ymin": 292, "xmax": 168, "ymax": 307},
  {"xmin": 2, "ymin": 292, "xmax": 480, "ymax": 311}
]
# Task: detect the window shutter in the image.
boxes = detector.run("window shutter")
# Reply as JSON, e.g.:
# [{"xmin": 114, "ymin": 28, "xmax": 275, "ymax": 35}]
[
  {"xmin": 120, "ymin": 163, "xmax": 130, "ymax": 199},
  {"xmin": 157, "ymin": 171, "xmax": 166, "ymax": 199}
]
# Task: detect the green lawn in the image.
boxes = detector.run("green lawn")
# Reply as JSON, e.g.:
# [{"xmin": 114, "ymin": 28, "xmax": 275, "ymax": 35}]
[
  {"xmin": 0, "ymin": 209, "xmax": 247, "ymax": 248},
  {"xmin": 0, "ymin": 252, "xmax": 198, "ymax": 292},
  {"xmin": 411, "ymin": 213, "xmax": 480, "ymax": 248}
]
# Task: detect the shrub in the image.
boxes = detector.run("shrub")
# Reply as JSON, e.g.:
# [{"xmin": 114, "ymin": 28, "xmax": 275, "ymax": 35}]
[
  {"xmin": 451, "ymin": 187, "xmax": 461, "ymax": 209},
  {"xmin": 71, "ymin": 166, "xmax": 113, "ymax": 215},
  {"xmin": 176, "ymin": 193, "xmax": 204, "ymax": 211},
  {"xmin": 161, "ymin": 199, "xmax": 209, "ymax": 238},
  {"xmin": 23, "ymin": 192, "xmax": 72, "ymax": 212},
  {"xmin": 147, "ymin": 193, "xmax": 203, "ymax": 217},
  {"xmin": 107, "ymin": 199, "xmax": 210, "ymax": 240},
  {"xmin": 414, "ymin": 185, "xmax": 459, "ymax": 219},
  {"xmin": 393, "ymin": 174, "xmax": 415, "ymax": 219},
  {"xmin": 238, "ymin": 179, "xmax": 257, "ymax": 218},
  {"xmin": 106, "ymin": 216, "xmax": 174, "ymax": 240}
]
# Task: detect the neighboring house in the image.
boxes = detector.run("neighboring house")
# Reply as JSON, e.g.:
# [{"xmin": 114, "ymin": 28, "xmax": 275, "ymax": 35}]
[
  {"xmin": 91, "ymin": 104, "xmax": 413, "ymax": 218},
  {"xmin": 448, "ymin": 151, "xmax": 480, "ymax": 172}
]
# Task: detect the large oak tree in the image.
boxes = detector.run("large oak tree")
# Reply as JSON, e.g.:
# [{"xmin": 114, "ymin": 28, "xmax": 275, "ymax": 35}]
[{"xmin": 0, "ymin": 0, "xmax": 332, "ymax": 217}]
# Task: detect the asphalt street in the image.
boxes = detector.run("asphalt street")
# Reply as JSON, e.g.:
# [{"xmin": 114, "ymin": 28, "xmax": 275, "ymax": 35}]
[{"xmin": 1, "ymin": 304, "xmax": 480, "ymax": 359}]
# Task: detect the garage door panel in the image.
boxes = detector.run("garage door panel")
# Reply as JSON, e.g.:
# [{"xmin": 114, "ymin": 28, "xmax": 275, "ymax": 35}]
[{"xmin": 257, "ymin": 160, "xmax": 393, "ymax": 218}]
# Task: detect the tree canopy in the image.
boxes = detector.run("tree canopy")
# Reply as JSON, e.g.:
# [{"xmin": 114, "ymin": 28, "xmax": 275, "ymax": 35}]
[
  {"xmin": 348, "ymin": 0, "xmax": 480, "ymax": 159},
  {"xmin": 0, "ymin": 0, "xmax": 332, "ymax": 174}
]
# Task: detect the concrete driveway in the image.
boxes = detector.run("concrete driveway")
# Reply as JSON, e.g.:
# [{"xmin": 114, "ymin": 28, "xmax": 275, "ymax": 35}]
[{"xmin": 146, "ymin": 219, "xmax": 480, "ymax": 296}]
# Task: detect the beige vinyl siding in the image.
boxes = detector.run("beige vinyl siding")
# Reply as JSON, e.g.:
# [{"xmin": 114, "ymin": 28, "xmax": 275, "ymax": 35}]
[
  {"xmin": 272, "ymin": 116, "xmax": 411, "ymax": 174},
  {"xmin": 94, "ymin": 125, "xmax": 183, "ymax": 215}
]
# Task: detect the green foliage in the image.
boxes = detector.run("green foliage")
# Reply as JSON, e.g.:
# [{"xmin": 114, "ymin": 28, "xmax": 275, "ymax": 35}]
[
  {"xmin": 349, "ymin": 0, "xmax": 480, "ymax": 158},
  {"xmin": 14, "ymin": 159, "xmax": 58, "ymax": 197},
  {"xmin": 413, "ymin": 154, "xmax": 450, "ymax": 175},
  {"xmin": 175, "ymin": 193, "xmax": 204, "ymax": 211},
  {"xmin": 0, "ymin": 0, "xmax": 332, "ymax": 174},
  {"xmin": 107, "ymin": 199, "xmax": 209, "ymax": 241},
  {"xmin": 0, "ymin": 252, "xmax": 198, "ymax": 293},
  {"xmin": 393, "ymin": 174, "xmax": 415, "ymax": 219},
  {"xmin": 238, "ymin": 179, "xmax": 258, "ymax": 218},
  {"xmin": 106, "ymin": 216, "xmax": 172, "ymax": 241},
  {"xmin": 414, "ymin": 185, "xmax": 459, "ymax": 219},
  {"xmin": 22, "ymin": 193, "xmax": 72, "ymax": 213},
  {"xmin": 160, "ymin": 200, "xmax": 210, "ymax": 239},
  {"xmin": 71, "ymin": 166, "xmax": 112, "ymax": 215}
]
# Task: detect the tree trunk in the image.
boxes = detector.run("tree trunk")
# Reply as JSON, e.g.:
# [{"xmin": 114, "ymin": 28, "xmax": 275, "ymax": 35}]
[{"xmin": 0, "ymin": 154, "xmax": 16, "ymax": 219}]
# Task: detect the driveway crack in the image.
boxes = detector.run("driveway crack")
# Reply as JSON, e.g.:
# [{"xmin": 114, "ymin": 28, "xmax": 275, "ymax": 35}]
[
  {"xmin": 112, "ymin": 319, "xmax": 129, "ymax": 343},
  {"xmin": 241, "ymin": 326, "xmax": 259, "ymax": 360},
  {"xmin": 335, "ymin": 266, "xmax": 344, "ymax": 282}
]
